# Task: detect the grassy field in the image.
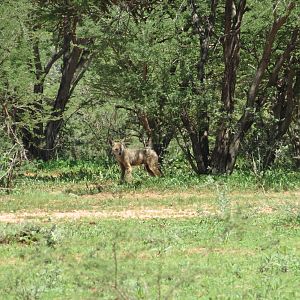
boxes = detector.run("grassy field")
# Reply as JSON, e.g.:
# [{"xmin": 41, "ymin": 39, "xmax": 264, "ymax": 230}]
[{"xmin": 0, "ymin": 164, "xmax": 300, "ymax": 299}]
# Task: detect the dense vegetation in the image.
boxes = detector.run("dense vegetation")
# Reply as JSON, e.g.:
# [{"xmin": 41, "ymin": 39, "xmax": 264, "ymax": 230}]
[
  {"xmin": 0, "ymin": 0, "xmax": 299, "ymax": 189},
  {"xmin": 0, "ymin": 2, "xmax": 300, "ymax": 298}
]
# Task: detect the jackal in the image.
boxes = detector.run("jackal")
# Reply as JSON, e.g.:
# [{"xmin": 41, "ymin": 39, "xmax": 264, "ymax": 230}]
[{"xmin": 110, "ymin": 141, "xmax": 162, "ymax": 182}]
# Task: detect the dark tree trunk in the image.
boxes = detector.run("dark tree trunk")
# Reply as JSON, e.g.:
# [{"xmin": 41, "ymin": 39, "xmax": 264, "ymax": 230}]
[
  {"xmin": 211, "ymin": 0, "xmax": 246, "ymax": 174},
  {"xmin": 190, "ymin": 0, "xmax": 218, "ymax": 83},
  {"xmin": 263, "ymin": 65, "xmax": 297, "ymax": 168},
  {"xmin": 180, "ymin": 108, "xmax": 209, "ymax": 174},
  {"xmin": 21, "ymin": 15, "xmax": 92, "ymax": 161},
  {"xmin": 176, "ymin": 0, "xmax": 216, "ymax": 174},
  {"xmin": 211, "ymin": 2, "xmax": 295, "ymax": 174},
  {"xmin": 290, "ymin": 69, "xmax": 300, "ymax": 168},
  {"xmin": 43, "ymin": 37, "xmax": 89, "ymax": 160}
]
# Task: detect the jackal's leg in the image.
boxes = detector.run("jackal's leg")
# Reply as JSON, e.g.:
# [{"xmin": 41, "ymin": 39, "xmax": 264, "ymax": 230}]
[
  {"xmin": 124, "ymin": 164, "xmax": 133, "ymax": 182},
  {"xmin": 119, "ymin": 164, "xmax": 126, "ymax": 183},
  {"xmin": 145, "ymin": 164, "xmax": 155, "ymax": 176},
  {"xmin": 147, "ymin": 159, "xmax": 162, "ymax": 177}
]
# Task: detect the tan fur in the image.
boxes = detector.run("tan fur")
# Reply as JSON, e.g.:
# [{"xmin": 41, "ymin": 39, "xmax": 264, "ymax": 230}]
[{"xmin": 110, "ymin": 141, "xmax": 162, "ymax": 182}]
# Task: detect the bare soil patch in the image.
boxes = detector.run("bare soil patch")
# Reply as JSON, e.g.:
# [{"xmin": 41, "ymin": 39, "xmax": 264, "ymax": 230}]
[
  {"xmin": 81, "ymin": 190, "xmax": 211, "ymax": 200},
  {"xmin": 0, "ymin": 207, "xmax": 204, "ymax": 223},
  {"xmin": 0, "ymin": 204, "xmax": 284, "ymax": 223},
  {"xmin": 0, "ymin": 190, "xmax": 299, "ymax": 223},
  {"xmin": 81, "ymin": 189, "xmax": 300, "ymax": 204}
]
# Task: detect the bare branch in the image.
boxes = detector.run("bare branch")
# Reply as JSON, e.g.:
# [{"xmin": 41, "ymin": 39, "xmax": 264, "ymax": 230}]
[
  {"xmin": 69, "ymin": 51, "xmax": 94, "ymax": 96},
  {"xmin": 247, "ymin": 2, "xmax": 295, "ymax": 107},
  {"xmin": 115, "ymin": 104, "xmax": 136, "ymax": 112},
  {"xmin": 268, "ymin": 29, "xmax": 299, "ymax": 87},
  {"xmin": 43, "ymin": 47, "xmax": 66, "ymax": 77}
]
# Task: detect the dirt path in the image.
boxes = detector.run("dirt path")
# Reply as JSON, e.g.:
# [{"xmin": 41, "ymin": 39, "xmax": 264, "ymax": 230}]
[
  {"xmin": 0, "ymin": 189, "xmax": 299, "ymax": 223},
  {"xmin": 0, "ymin": 207, "xmax": 206, "ymax": 223},
  {"xmin": 0, "ymin": 204, "xmax": 279, "ymax": 223}
]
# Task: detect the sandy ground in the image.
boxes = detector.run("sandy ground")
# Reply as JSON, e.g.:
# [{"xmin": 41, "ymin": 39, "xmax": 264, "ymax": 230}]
[
  {"xmin": 0, "ymin": 208, "xmax": 202, "ymax": 223},
  {"xmin": 0, "ymin": 190, "xmax": 299, "ymax": 223}
]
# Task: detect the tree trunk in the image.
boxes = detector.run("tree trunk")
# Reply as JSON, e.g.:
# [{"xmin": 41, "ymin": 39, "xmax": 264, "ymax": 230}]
[
  {"xmin": 180, "ymin": 108, "xmax": 209, "ymax": 174},
  {"xmin": 211, "ymin": 0, "xmax": 246, "ymax": 174},
  {"xmin": 176, "ymin": 0, "xmax": 216, "ymax": 174},
  {"xmin": 263, "ymin": 65, "xmax": 296, "ymax": 168},
  {"xmin": 288, "ymin": 69, "xmax": 300, "ymax": 168},
  {"xmin": 22, "ymin": 15, "xmax": 92, "ymax": 161},
  {"xmin": 211, "ymin": 2, "xmax": 295, "ymax": 174},
  {"xmin": 43, "ymin": 39, "xmax": 86, "ymax": 160}
]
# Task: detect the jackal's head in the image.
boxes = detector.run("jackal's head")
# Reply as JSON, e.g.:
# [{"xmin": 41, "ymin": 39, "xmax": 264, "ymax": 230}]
[{"xmin": 111, "ymin": 141, "xmax": 125, "ymax": 156}]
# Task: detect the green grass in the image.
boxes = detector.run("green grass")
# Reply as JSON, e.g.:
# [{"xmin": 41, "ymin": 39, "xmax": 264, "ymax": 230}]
[
  {"xmin": 15, "ymin": 159, "xmax": 300, "ymax": 193},
  {"xmin": 0, "ymin": 161, "xmax": 299, "ymax": 299},
  {"xmin": 0, "ymin": 210, "xmax": 300, "ymax": 299}
]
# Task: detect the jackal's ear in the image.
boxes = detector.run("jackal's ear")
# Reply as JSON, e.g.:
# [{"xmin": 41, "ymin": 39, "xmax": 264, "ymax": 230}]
[{"xmin": 108, "ymin": 138, "xmax": 113, "ymax": 147}]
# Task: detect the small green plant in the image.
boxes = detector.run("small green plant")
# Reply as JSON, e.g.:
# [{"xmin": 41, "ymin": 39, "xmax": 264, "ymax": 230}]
[
  {"xmin": 259, "ymin": 252, "xmax": 300, "ymax": 274},
  {"xmin": 5, "ymin": 266, "xmax": 62, "ymax": 300},
  {"xmin": 0, "ymin": 224, "xmax": 61, "ymax": 247},
  {"xmin": 215, "ymin": 183, "xmax": 231, "ymax": 215}
]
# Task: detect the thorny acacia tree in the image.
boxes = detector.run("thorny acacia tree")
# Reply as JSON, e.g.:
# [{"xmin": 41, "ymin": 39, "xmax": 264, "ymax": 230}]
[
  {"xmin": 175, "ymin": 0, "xmax": 299, "ymax": 174},
  {"xmin": 212, "ymin": 1, "xmax": 299, "ymax": 174},
  {"xmin": 28, "ymin": 0, "xmax": 115, "ymax": 161},
  {"xmin": 1, "ymin": 0, "xmax": 299, "ymax": 175},
  {"xmin": 88, "ymin": 0, "xmax": 299, "ymax": 173},
  {"xmin": 89, "ymin": 1, "xmax": 178, "ymax": 161},
  {"xmin": 1, "ymin": 0, "xmax": 114, "ymax": 161}
]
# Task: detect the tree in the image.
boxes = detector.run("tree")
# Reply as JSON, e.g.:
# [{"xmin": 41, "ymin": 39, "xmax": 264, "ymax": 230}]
[
  {"xmin": 0, "ymin": 0, "xmax": 32, "ymax": 188},
  {"xmin": 3, "ymin": 0, "xmax": 298, "ymax": 175},
  {"xmin": 175, "ymin": 0, "xmax": 218, "ymax": 174},
  {"xmin": 89, "ymin": 1, "xmax": 180, "ymax": 162},
  {"xmin": 29, "ymin": 1, "xmax": 114, "ymax": 160},
  {"xmin": 289, "ymin": 71, "xmax": 300, "ymax": 168},
  {"xmin": 175, "ymin": 0, "xmax": 299, "ymax": 174},
  {"xmin": 1, "ymin": 0, "xmax": 113, "ymax": 161}
]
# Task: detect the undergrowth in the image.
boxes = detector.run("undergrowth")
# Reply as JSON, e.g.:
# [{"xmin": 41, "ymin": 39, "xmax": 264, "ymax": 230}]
[{"xmin": 6, "ymin": 159, "xmax": 300, "ymax": 195}]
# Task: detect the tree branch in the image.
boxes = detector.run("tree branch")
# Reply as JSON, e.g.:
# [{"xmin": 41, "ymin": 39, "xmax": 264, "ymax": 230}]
[
  {"xmin": 43, "ymin": 47, "xmax": 67, "ymax": 77},
  {"xmin": 69, "ymin": 51, "xmax": 94, "ymax": 96},
  {"xmin": 247, "ymin": 2, "xmax": 295, "ymax": 108},
  {"xmin": 268, "ymin": 29, "xmax": 299, "ymax": 87}
]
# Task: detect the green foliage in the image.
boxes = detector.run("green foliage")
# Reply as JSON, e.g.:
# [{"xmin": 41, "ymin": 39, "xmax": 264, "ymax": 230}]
[
  {"xmin": 25, "ymin": 159, "xmax": 109, "ymax": 182},
  {"xmin": 260, "ymin": 169, "xmax": 300, "ymax": 191},
  {"xmin": 1, "ymin": 0, "xmax": 300, "ymax": 177},
  {"xmin": 7, "ymin": 158, "xmax": 300, "ymax": 194},
  {"xmin": 259, "ymin": 252, "xmax": 300, "ymax": 274}
]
